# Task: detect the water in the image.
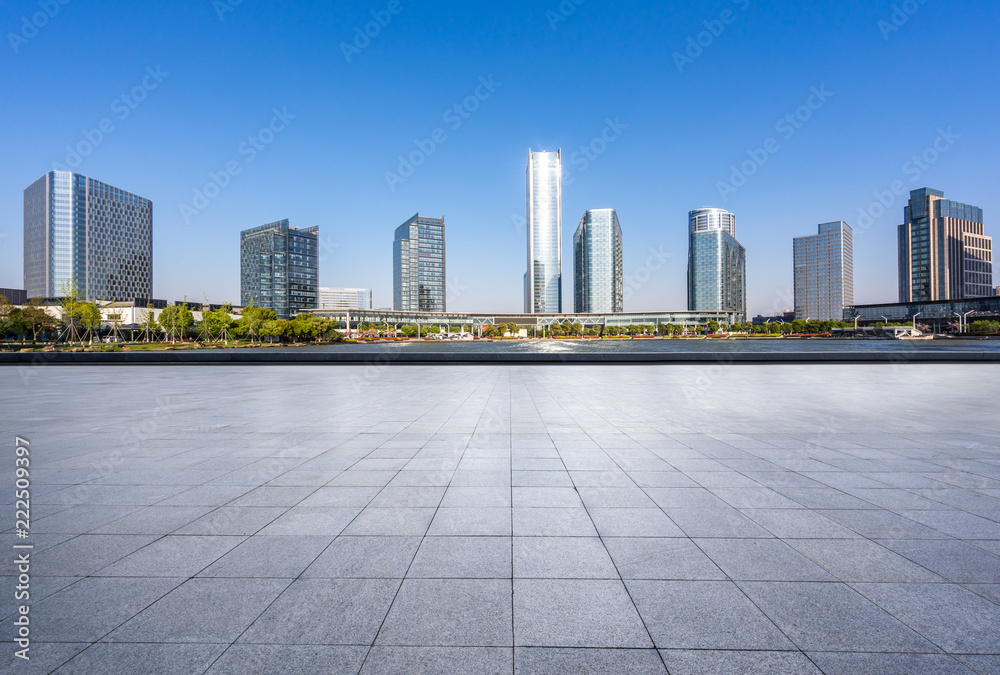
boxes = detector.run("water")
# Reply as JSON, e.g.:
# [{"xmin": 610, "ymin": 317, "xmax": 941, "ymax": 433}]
[{"xmin": 254, "ymin": 337, "xmax": 1000, "ymax": 355}]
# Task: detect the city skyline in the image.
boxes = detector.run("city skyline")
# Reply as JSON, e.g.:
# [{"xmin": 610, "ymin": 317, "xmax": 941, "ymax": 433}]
[{"xmin": 2, "ymin": 2, "xmax": 998, "ymax": 315}]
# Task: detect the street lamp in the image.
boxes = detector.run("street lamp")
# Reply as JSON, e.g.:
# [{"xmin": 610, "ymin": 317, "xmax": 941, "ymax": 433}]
[
  {"xmin": 912, "ymin": 312, "xmax": 922, "ymax": 331},
  {"xmin": 962, "ymin": 310, "xmax": 976, "ymax": 334}
]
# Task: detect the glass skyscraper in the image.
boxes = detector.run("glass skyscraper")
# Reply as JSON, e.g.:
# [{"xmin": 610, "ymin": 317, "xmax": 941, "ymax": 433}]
[
  {"xmin": 23, "ymin": 171, "xmax": 153, "ymax": 301},
  {"xmin": 794, "ymin": 221, "xmax": 854, "ymax": 321},
  {"xmin": 687, "ymin": 207, "xmax": 747, "ymax": 321},
  {"xmin": 574, "ymin": 209, "xmax": 623, "ymax": 314},
  {"xmin": 525, "ymin": 149, "xmax": 562, "ymax": 313},
  {"xmin": 393, "ymin": 213, "xmax": 446, "ymax": 312},
  {"xmin": 240, "ymin": 220, "xmax": 319, "ymax": 320},
  {"xmin": 898, "ymin": 188, "xmax": 993, "ymax": 302}
]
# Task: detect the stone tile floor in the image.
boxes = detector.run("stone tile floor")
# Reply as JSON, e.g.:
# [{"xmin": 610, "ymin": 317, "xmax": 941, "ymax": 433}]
[{"xmin": 1, "ymin": 364, "xmax": 999, "ymax": 674}]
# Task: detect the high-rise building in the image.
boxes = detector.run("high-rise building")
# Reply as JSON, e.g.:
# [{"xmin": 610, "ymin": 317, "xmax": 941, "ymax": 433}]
[
  {"xmin": 320, "ymin": 287, "xmax": 374, "ymax": 311},
  {"xmin": 393, "ymin": 213, "xmax": 446, "ymax": 312},
  {"xmin": 240, "ymin": 220, "xmax": 319, "ymax": 320},
  {"xmin": 574, "ymin": 209, "xmax": 623, "ymax": 314},
  {"xmin": 525, "ymin": 149, "xmax": 562, "ymax": 313},
  {"xmin": 24, "ymin": 171, "xmax": 153, "ymax": 301},
  {"xmin": 899, "ymin": 188, "xmax": 993, "ymax": 302},
  {"xmin": 793, "ymin": 222, "xmax": 854, "ymax": 321},
  {"xmin": 687, "ymin": 207, "xmax": 747, "ymax": 321}
]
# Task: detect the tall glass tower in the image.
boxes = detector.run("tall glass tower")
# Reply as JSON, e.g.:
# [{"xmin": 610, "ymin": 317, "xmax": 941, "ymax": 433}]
[
  {"xmin": 525, "ymin": 149, "xmax": 562, "ymax": 313},
  {"xmin": 394, "ymin": 213, "xmax": 446, "ymax": 312},
  {"xmin": 574, "ymin": 209, "xmax": 623, "ymax": 314},
  {"xmin": 794, "ymin": 222, "xmax": 854, "ymax": 321},
  {"xmin": 898, "ymin": 188, "xmax": 992, "ymax": 302},
  {"xmin": 687, "ymin": 207, "xmax": 747, "ymax": 321},
  {"xmin": 23, "ymin": 171, "xmax": 153, "ymax": 301},
  {"xmin": 240, "ymin": 220, "xmax": 319, "ymax": 320}
]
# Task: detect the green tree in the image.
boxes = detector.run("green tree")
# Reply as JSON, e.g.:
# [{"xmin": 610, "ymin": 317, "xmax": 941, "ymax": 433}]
[
  {"xmin": 970, "ymin": 320, "xmax": 1000, "ymax": 335},
  {"xmin": 160, "ymin": 304, "xmax": 195, "ymax": 342},
  {"xmin": 0, "ymin": 294, "xmax": 12, "ymax": 339},
  {"xmin": 79, "ymin": 303, "xmax": 103, "ymax": 343},
  {"xmin": 59, "ymin": 278, "xmax": 86, "ymax": 343},
  {"xmin": 140, "ymin": 305, "xmax": 160, "ymax": 342},
  {"xmin": 260, "ymin": 319, "xmax": 289, "ymax": 342},
  {"xmin": 22, "ymin": 301, "xmax": 60, "ymax": 342}
]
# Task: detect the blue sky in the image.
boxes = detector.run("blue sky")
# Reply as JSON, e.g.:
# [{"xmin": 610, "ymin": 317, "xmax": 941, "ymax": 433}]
[{"xmin": 2, "ymin": 0, "xmax": 997, "ymax": 314}]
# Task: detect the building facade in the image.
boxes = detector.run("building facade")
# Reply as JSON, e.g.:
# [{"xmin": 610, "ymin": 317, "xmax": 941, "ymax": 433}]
[
  {"xmin": 687, "ymin": 207, "xmax": 747, "ymax": 321},
  {"xmin": 320, "ymin": 287, "xmax": 374, "ymax": 311},
  {"xmin": 574, "ymin": 209, "xmax": 623, "ymax": 314},
  {"xmin": 240, "ymin": 220, "xmax": 319, "ymax": 320},
  {"xmin": 393, "ymin": 213, "xmax": 446, "ymax": 312},
  {"xmin": 525, "ymin": 149, "xmax": 562, "ymax": 313},
  {"xmin": 793, "ymin": 221, "xmax": 854, "ymax": 321},
  {"xmin": 24, "ymin": 171, "xmax": 153, "ymax": 301},
  {"xmin": 898, "ymin": 188, "xmax": 993, "ymax": 302},
  {"xmin": 312, "ymin": 308, "xmax": 744, "ymax": 333}
]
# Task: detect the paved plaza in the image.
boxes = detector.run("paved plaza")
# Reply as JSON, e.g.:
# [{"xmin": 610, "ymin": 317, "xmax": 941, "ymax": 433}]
[{"xmin": 2, "ymin": 364, "xmax": 1000, "ymax": 674}]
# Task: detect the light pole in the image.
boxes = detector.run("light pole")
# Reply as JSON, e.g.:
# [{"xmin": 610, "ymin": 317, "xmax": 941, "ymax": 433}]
[
  {"xmin": 962, "ymin": 310, "xmax": 975, "ymax": 334},
  {"xmin": 912, "ymin": 312, "xmax": 922, "ymax": 332},
  {"xmin": 881, "ymin": 315, "xmax": 890, "ymax": 326}
]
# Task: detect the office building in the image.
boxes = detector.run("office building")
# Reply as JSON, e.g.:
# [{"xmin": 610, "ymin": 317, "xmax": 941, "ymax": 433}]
[
  {"xmin": 793, "ymin": 221, "xmax": 854, "ymax": 321},
  {"xmin": 0, "ymin": 289, "xmax": 28, "ymax": 305},
  {"xmin": 687, "ymin": 207, "xmax": 747, "ymax": 321},
  {"xmin": 393, "ymin": 213, "xmax": 446, "ymax": 312},
  {"xmin": 320, "ymin": 287, "xmax": 374, "ymax": 311},
  {"xmin": 574, "ymin": 209, "xmax": 623, "ymax": 313},
  {"xmin": 525, "ymin": 149, "xmax": 562, "ymax": 313},
  {"xmin": 24, "ymin": 171, "xmax": 153, "ymax": 301},
  {"xmin": 898, "ymin": 188, "xmax": 993, "ymax": 302},
  {"xmin": 240, "ymin": 220, "xmax": 319, "ymax": 320}
]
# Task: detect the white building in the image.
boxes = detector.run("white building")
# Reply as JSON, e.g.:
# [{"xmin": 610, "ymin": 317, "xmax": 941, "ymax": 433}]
[
  {"xmin": 320, "ymin": 287, "xmax": 374, "ymax": 311},
  {"xmin": 794, "ymin": 221, "xmax": 854, "ymax": 321}
]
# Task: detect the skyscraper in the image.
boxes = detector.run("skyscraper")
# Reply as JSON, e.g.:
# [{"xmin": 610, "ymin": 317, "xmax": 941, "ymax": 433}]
[
  {"xmin": 687, "ymin": 207, "xmax": 747, "ymax": 321},
  {"xmin": 574, "ymin": 209, "xmax": 623, "ymax": 314},
  {"xmin": 525, "ymin": 149, "xmax": 562, "ymax": 313},
  {"xmin": 393, "ymin": 213, "xmax": 446, "ymax": 312},
  {"xmin": 240, "ymin": 220, "xmax": 319, "ymax": 320},
  {"xmin": 794, "ymin": 222, "xmax": 854, "ymax": 321},
  {"xmin": 24, "ymin": 171, "xmax": 153, "ymax": 301},
  {"xmin": 898, "ymin": 188, "xmax": 993, "ymax": 302}
]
